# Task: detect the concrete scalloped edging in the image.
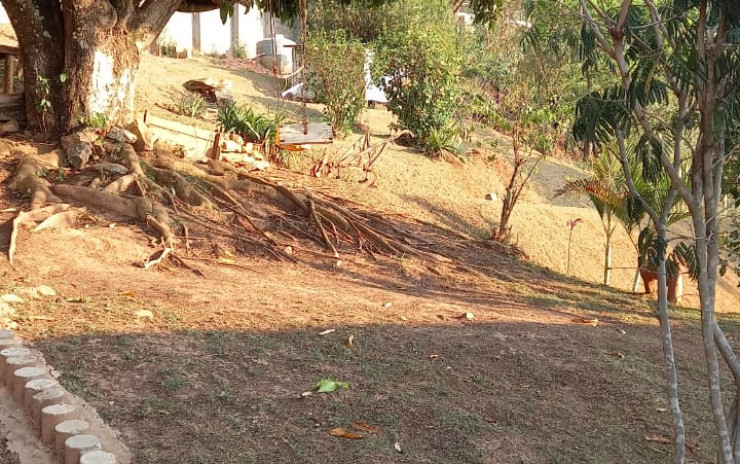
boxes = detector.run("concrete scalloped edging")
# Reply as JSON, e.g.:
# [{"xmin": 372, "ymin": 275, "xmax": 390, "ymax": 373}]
[{"xmin": 0, "ymin": 330, "xmax": 131, "ymax": 464}]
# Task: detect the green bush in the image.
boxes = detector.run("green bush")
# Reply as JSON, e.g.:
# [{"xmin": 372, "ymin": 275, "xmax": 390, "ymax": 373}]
[
  {"xmin": 373, "ymin": 0, "xmax": 461, "ymax": 153},
  {"xmin": 177, "ymin": 92, "xmax": 205, "ymax": 118},
  {"xmin": 306, "ymin": 30, "xmax": 366, "ymax": 137},
  {"xmin": 217, "ymin": 102, "xmax": 282, "ymax": 148},
  {"xmin": 308, "ymin": 0, "xmax": 404, "ymax": 43}
]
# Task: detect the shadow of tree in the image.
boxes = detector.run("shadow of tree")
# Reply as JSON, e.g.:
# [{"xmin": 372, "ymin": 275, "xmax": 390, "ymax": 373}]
[{"xmin": 33, "ymin": 316, "xmax": 720, "ymax": 464}]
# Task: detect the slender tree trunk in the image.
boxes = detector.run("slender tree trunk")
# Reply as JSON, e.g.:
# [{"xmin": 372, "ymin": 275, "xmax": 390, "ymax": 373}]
[
  {"xmin": 604, "ymin": 235, "xmax": 612, "ymax": 285},
  {"xmin": 656, "ymin": 224, "xmax": 687, "ymax": 464},
  {"xmin": 603, "ymin": 212, "xmax": 613, "ymax": 286}
]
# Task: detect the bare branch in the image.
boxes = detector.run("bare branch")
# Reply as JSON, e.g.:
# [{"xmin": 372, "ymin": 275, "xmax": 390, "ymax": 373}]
[
  {"xmin": 130, "ymin": 0, "xmax": 184, "ymax": 47},
  {"xmin": 615, "ymin": 0, "xmax": 633, "ymax": 34}
]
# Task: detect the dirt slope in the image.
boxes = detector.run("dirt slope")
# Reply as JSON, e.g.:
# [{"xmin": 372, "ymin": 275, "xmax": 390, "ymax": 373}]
[
  {"xmin": 136, "ymin": 53, "xmax": 740, "ymax": 312},
  {"xmin": 0, "ymin": 51, "xmax": 736, "ymax": 463}
]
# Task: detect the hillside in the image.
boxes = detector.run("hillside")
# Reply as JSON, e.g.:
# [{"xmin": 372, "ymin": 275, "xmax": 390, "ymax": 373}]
[
  {"xmin": 135, "ymin": 53, "xmax": 740, "ymax": 312},
  {"xmin": 0, "ymin": 53, "xmax": 737, "ymax": 463}
]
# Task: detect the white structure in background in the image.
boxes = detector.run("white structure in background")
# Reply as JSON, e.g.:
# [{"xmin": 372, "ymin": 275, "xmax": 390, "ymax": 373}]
[
  {"xmin": 0, "ymin": 4, "xmax": 296, "ymax": 59},
  {"xmin": 158, "ymin": 4, "xmax": 299, "ymax": 58},
  {"xmin": 281, "ymin": 49, "xmax": 389, "ymax": 104}
]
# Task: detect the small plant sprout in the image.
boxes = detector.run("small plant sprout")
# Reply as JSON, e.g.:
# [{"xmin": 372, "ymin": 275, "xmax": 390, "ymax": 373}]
[{"xmin": 566, "ymin": 218, "xmax": 583, "ymax": 275}]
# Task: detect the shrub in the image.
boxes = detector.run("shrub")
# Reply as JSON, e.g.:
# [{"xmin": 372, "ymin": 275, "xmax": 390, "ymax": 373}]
[
  {"xmin": 306, "ymin": 30, "xmax": 366, "ymax": 137},
  {"xmin": 373, "ymin": 0, "xmax": 461, "ymax": 152},
  {"xmin": 177, "ymin": 92, "xmax": 205, "ymax": 118},
  {"xmin": 308, "ymin": 0, "xmax": 405, "ymax": 43},
  {"xmin": 217, "ymin": 102, "xmax": 282, "ymax": 148}
]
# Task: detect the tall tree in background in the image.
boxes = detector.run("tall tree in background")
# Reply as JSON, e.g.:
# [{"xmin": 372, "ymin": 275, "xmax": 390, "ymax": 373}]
[{"xmin": 573, "ymin": 0, "xmax": 740, "ymax": 462}]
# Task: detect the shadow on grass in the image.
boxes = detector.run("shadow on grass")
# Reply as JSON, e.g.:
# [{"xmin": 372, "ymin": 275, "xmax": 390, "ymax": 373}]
[{"xmin": 33, "ymin": 317, "xmax": 719, "ymax": 464}]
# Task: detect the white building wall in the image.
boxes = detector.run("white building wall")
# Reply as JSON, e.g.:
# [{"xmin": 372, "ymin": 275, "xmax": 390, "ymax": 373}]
[
  {"xmin": 199, "ymin": 10, "xmax": 232, "ymax": 55},
  {"xmin": 0, "ymin": 4, "xmax": 294, "ymax": 60},
  {"xmin": 159, "ymin": 12, "xmax": 193, "ymax": 53},
  {"xmin": 238, "ymin": 6, "xmax": 265, "ymax": 58}
]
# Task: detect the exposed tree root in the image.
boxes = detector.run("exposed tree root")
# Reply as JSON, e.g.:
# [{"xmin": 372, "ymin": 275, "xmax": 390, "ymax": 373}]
[
  {"xmin": 7, "ymin": 139, "xmax": 457, "ymax": 267},
  {"xmin": 149, "ymin": 150, "xmax": 450, "ymax": 261},
  {"xmin": 50, "ymin": 184, "xmax": 174, "ymax": 246},
  {"xmin": 142, "ymin": 162, "xmax": 213, "ymax": 209},
  {"xmin": 8, "ymin": 204, "xmax": 71, "ymax": 263},
  {"xmin": 7, "ymin": 149, "xmax": 63, "ymax": 208}
]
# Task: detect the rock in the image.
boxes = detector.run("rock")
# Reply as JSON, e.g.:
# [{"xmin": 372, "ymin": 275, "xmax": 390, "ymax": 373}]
[
  {"xmin": 485, "ymin": 192, "xmax": 498, "ymax": 201},
  {"xmin": 16, "ymin": 287, "xmax": 40, "ymax": 300},
  {"xmin": 130, "ymin": 118, "xmax": 158, "ymax": 152},
  {"xmin": 1, "ymin": 294, "xmax": 24, "ymax": 304},
  {"xmin": 0, "ymin": 119, "xmax": 19, "ymax": 134},
  {"xmin": 36, "ymin": 285, "xmax": 56, "ymax": 297},
  {"xmin": 220, "ymin": 139, "xmax": 242, "ymax": 153},
  {"xmin": 0, "ymin": 140, "xmax": 13, "ymax": 158},
  {"xmin": 134, "ymin": 309, "xmax": 154, "ymax": 320},
  {"xmin": 90, "ymin": 163, "xmax": 128, "ymax": 175},
  {"xmin": 214, "ymin": 86, "xmax": 234, "ymax": 104},
  {"xmin": 106, "ymin": 126, "xmax": 137, "ymax": 144},
  {"xmin": 62, "ymin": 130, "xmax": 97, "ymax": 169},
  {"xmin": 0, "ymin": 301, "xmax": 15, "ymax": 317}
]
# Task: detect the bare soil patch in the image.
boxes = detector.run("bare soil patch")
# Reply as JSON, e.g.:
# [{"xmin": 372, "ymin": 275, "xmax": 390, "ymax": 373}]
[{"xmin": 0, "ymin": 52, "xmax": 736, "ymax": 464}]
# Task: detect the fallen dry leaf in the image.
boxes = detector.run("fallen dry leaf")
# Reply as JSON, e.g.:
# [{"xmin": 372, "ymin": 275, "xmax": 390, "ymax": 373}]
[
  {"xmin": 329, "ymin": 428, "xmax": 364, "ymax": 439},
  {"xmin": 119, "ymin": 290, "xmax": 137, "ymax": 298},
  {"xmin": 571, "ymin": 317, "xmax": 599, "ymax": 326},
  {"xmin": 300, "ymin": 391, "xmax": 313, "ymax": 398},
  {"xmin": 318, "ymin": 328, "xmax": 336, "ymax": 336},
  {"xmin": 645, "ymin": 435, "xmax": 672, "ymax": 445},
  {"xmin": 144, "ymin": 248, "xmax": 172, "ymax": 271},
  {"xmin": 351, "ymin": 420, "xmax": 379, "ymax": 434}
]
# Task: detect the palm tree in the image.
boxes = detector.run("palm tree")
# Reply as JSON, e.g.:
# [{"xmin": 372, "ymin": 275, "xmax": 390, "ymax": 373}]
[{"xmin": 555, "ymin": 154, "xmax": 643, "ymax": 285}]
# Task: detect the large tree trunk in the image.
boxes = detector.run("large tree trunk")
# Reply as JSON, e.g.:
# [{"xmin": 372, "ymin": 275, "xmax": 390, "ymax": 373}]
[
  {"xmin": 0, "ymin": 0, "xmax": 183, "ymax": 134},
  {"xmin": 2, "ymin": 0, "xmax": 65, "ymax": 132},
  {"xmin": 61, "ymin": 3, "xmax": 141, "ymax": 132}
]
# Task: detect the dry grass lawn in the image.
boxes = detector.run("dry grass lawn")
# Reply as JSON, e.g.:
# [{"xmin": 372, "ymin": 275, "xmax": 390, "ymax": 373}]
[{"xmin": 0, "ymin": 52, "xmax": 736, "ymax": 464}]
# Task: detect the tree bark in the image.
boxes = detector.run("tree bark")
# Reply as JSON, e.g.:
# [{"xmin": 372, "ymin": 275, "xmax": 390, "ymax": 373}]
[
  {"xmin": 1, "ymin": 0, "xmax": 183, "ymax": 134},
  {"xmin": 656, "ymin": 224, "xmax": 687, "ymax": 464},
  {"xmin": 2, "ymin": 0, "xmax": 65, "ymax": 131},
  {"xmin": 61, "ymin": 0, "xmax": 139, "ymax": 132}
]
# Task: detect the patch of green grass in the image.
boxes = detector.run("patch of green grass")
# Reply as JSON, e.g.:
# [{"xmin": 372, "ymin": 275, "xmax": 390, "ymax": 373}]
[
  {"xmin": 60, "ymin": 370, "xmax": 99, "ymax": 398},
  {"xmin": 160, "ymin": 367, "xmax": 189, "ymax": 393},
  {"xmin": 575, "ymin": 298, "xmax": 620, "ymax": 313},
  {"xmin": 135, "ymin": 397, "xmax": 189, "ymax": 419},
  {"xmin": 433, "ymin": 405, "xmax": 492, "ymax": 435},
  {"xmin": 522, "ymin": 294, "xmax": 567, "ymax": 308}
]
